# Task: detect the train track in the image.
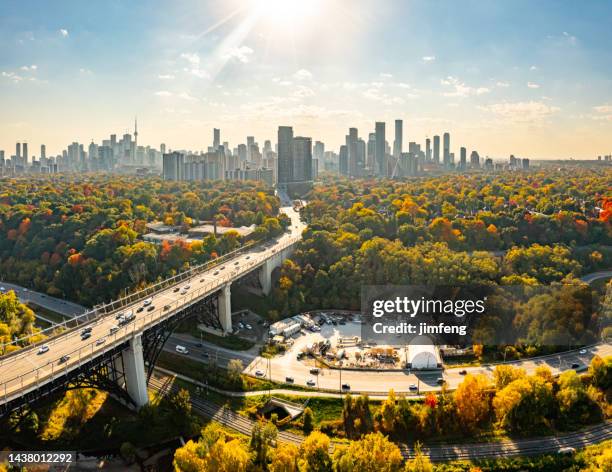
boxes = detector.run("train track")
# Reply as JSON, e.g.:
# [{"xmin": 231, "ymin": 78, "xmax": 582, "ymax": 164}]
[{"xmin": 149, "ymin": 375, "xmax": 611, "ymax": 462}]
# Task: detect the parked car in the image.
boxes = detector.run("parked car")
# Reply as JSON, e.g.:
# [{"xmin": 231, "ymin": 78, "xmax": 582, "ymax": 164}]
[
  {"xmin": 579, "ymin": 349, "xmax": 587, "ymax": 354},
  {"xmin": 459, "ymin": 369, "xmax": 467, "ymax": 375},
  {"xmin": 571, "ymin": 363, "xmax": 580, "ymax": 369}
]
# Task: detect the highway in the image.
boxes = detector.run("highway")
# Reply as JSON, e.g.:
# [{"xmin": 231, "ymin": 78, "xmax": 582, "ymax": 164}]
[
  {"xmin": 149, "ymin": 372, "xmax": 612, "ymax": 461},
  {"xmin": 0, "ymin": 204, "xmax": 306, "ymax": 406},
  {"xmin": 0, "ymin": 281, "xmax": 87, "ymax": 317}
]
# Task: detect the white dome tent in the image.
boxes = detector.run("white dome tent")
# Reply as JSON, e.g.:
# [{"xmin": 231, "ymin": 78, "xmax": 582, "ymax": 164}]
[{"xmin": 407, "ymin": 336, "xmax": 441, "ymax": 370}]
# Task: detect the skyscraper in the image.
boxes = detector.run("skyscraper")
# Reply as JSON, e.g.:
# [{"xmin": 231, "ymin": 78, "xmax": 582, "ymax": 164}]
[
  {"xmin": 339, "ymin": 145, "xmax": 348, "ymax": 176},
  {"xmin": 375, "ymin": 122, "xmax": 386, "ymax": 177},
  {"xmin": 22, "ymin": 143, "xmax": 28, "ymax": 165},
  {"xmin": 470, "ymin": 151, "xmax": 480, "ymax": 168},
  {"xmin": 291, "ymin": 137, "xmax": 312, "ymax": 182},
  {"xmin": 425, "ymin": 138, "xmax": 431, "ymax": 162},
  {"xmin": 40, "ymin": 144, "xmax": 46, "ymax": 160},
  {"xmin": 277, "ymin": 126, "xmax": 293, "ymax": 185},
  {"xmin": 460, "ymin": 147, "xmax": 467, "ymax": 169},
  {"xmin": 443, "ymin": 132, "xmax": 450, "ymax": 167},
  {"xmin": 367, "ymin": 133, "xmax": 376, "ymax": 171},
  {"xmin": 393, "ymin": 119, "xmax": 403, "ymax": 158},
  {"xmin": 16, "ymin": 143, "xmax": 21, "ymax": 164},
  {"xmin": 162, "ymin": 152, "xmax": 184, "ymax": 181},
  {"xmin": 347, "ymin": 127, "xmax": 359, "ymax": 177},
  {"xmin": 433, "ymin": 135, "xmax": 440, "ymax": 165},
  {"xmin": 213, "ymin": 128, "xmax": 220, "ymax": 151}
]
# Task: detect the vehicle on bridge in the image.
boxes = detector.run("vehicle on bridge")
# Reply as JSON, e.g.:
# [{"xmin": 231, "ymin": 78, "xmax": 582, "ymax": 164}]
[
  {"xmin": 37, "ymin": 345, "xmax": 49, "ymax": 355},
  {"xmin": 143, "ymin": 298, "xmax": 153, "ymax": 306}
]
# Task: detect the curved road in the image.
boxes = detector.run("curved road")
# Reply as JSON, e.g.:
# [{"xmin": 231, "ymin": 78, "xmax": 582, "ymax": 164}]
[
  {"xmin": 0, "ymin": 281, "xmax": 86, "ymax": 317},
  {"xmin": 149, "ymin": 372, "xmax": 612, "ymax": 461}
]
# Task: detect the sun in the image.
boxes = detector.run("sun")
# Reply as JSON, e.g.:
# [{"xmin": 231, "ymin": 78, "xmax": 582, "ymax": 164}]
[{"xmin": 250, "ymin": 0, "xmax": 322, "ymax": 23}]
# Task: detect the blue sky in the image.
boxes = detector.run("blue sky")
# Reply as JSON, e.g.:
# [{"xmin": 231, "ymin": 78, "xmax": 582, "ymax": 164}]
[{"xmin": 1, "ymin": 0, "xmax": 611, "ymax": 159}]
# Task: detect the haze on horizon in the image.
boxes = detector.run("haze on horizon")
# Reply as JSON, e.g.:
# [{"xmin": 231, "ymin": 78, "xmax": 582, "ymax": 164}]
[{"xmin": 1, "ymin": 0, "xmax": 611, "ymax": 159}]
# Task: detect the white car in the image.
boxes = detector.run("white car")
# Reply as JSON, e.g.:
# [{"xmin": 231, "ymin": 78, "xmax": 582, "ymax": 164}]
[
  {"xmin": 245, "ymin": 324, "xmax": 253, "ymax": 330},
  {"xmin": 0, "ymin": 287, "xmax": 5, "ymax": 292},
  {"xmin": 143, "ymin": 298, "xmax": 153, "ymax": 306},
  {"xmin": 96, "ymin": 337, "xmax": 106, "ymax": 346},
  {"xmin": 558, "ymin": 446, "xmax": 576, "ymax": 455},
  {"xmin": 175, "ymin": 345, "xmax": 189, "ymax": 355},
  {"xmin": 38, "ymin": 345, "xmax": 49, "ymax": 354},
  {"xmin": 579, "ymin": 349, "xmax": 587, "ymax": 354}
]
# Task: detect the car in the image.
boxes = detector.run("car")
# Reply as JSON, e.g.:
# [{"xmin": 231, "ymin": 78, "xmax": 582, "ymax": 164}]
[
  {"xmin": 164, "ymin": 305, "xmax": 171, "ymax": 311},
  {"xmin": 59, "ymin": 355, "xmax": 70, "ymax": 364},
  {"xmin": 341, "ymin": 383, "xmax": 351, "ymax": 391},
  {"xmin": 238, "ymin": 322, "xmax": 245, "ymax": 329},
  {"xmin": 234, "ymin": 261, "xmax": 239, "ymax": 265},
  {"xmin": 459, "ymin": 369, "xmax": 467, "ymax": 375},
  {"xmin": 81, "ymin": 326, "xmax": 92, "ymax": 335},
  {"xmin": 285, "ymin": 376, "xmax": 295, "ymax": 383},
  {"xmin": 143, "ymin": 298, "xmax": 153, "ymax": 306},
  {"xmin": 201, "ymin": 351, "xmax": 209, "ymax": 358},
  {"xmin": 310, "ymin": 368, "xmax": 320, "ymax": 375},
  {"xmin": 409, "ymin": 384, "xmax": 418, "ymax": 391},
  {"xmin": 38, "ymin": 344, "xmax": 50, "ymax": 355},
  {"xmin": 81, "ymin": 332, "xmax": 92, "ymax": 340},
  {"xmin": 306, "ymin": 379, "xmax": 316, "ymax": 387},
  {"xmin": 579, "ymin": 349, "xmax": 587, "ymax": 354},
  {"xmin": 184, "ymin": 285, "xmax": 191, "ymax": 290},
  {"xmin": 175, "ymin": 345, "xmax": 189, "ymax": 355},
  {"xmin": 220, "ymin": 266, "xmax": 225, "ymax": 270},
  {"xmin": 180, "ymin": 289, "xmax": 188, "ymax": 295},
  {"xmin": 96, "ymin": 337, "xmax": 106, "ymax": 346},
  {"xmin": 147, "ymin": 305, "xmax": 155, "ymax": 312},
  {"xmin": 122, "ymin": 312, "xmax": 135, "ymax": 323},
  {"xmin": 110, "ymin": 325, "xmax": 119, "ymax": 334},
  {"xmin": 571, "ymin": 363, "xmax": 580, "ymax": 369},
  {"xmin": 173, "ymin": 287, "xmax": 180, "ymax": 293},
  {"xmin": 339, "ymin": 320, "xmax": 346, "ymax": 325},
  {"xmin": 214, "ymin": 271, "xmax": 219, "ymax": 275},
  {"xmin": 0, "ymin": 287, "xmax": 5, "ymax": 292},
  {"xmin": 245, "ymin": 324, "xmax": 253, "ymax": 330},
  {"xmin": 115, "ymin": 312, "xmax": 125, "ymax": 320},
  {"xmin": 246, "ymin": 256, "xmax": 250, "ymax": 259},
  {"xmin": 23, "ymin": 288, "xmax": 28, "ymax": 292},
  {"xmin": 558, "ymin": 447, "xmax": 576, "ymax": 455},
  {"xmin": 136, "ymin": 306, "xmax": 144, "ymax": 313},
  {"xmin": 255, "ymin": 370, "xmax": 265, "ymax": 377},
  {"xmin": 200, "ymin": 278, "xmax": 205, "ymax": 283},
  {"xmin": 436, "ymin": 377, "xmax": 445, "ymax": 385}
]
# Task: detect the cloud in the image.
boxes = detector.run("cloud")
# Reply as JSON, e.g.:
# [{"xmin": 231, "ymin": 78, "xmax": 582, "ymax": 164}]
[
  {"xmin": 158, "ymin": 74, "xmax": 175, "ymax": 80},
  {"xmin": 496, "ymin": 81, "xmax": 510, "ymax": 87},
  {"xmin": 20, "ymin": 65, "xmax": 37, "ymax": 71},
  {"xmin": 293, "ymin": 85, "xmax": 315, "ymax": 99},
  {"xmin": 593, "ymin": 104, "xmax": 612, "ymax": 114},
  {"xmin": 293, "ymin": 69, "xmax": 313, "ymax": 81},
  {"xmin": 530, "ymin": 65, "xmax": 538, "ymax": 71},
  {"xmin": 154, "ymin": 90, "xmax": 198, "ymax": 101},
  {"xmin": 1, "ymin": 71, "xmax": 23, "ymax": 83},
  {"xmin": 180, "ymin": 52, "xmax": 200, "ymax": 66},
  {"xmin": 59, "ymin": 29, "xmax": 69, "ymax": 37},
  {"xmin": 379, "ymin": 72, "xmax": 393, "ymax": 78},
  {"xmin": 180, "ymin": 53, "xmax": 210, "ymax": 79},
  {"xmin": 480, "ymin": 101, "xmax": 560, "ymax": 123},
  {"xmin": 441, "ymin": 76, "xmax": 489, "ymax": 97},
  {"xmin": 527, "ymin": 82, "xmax": 540, "ymax": 89},
  {"xmin": 362, "ymin": 87, "xmax": 405, "ymax": 105},
  {"xmin": 154, "ymin": 90, "xmax": 173, "ymax": 97},
  {"xmin": 591, "ymin": 104, "xmax": 612, "ymax": 121},
  {"xmin": 221, "ymin": 45, "xmax": 254, "ymax": 63},
  {"xmin": 79, "ymin": 68, "xmax": 93, "ymax": 75},
  {"xmin": 562, "ymin": 31, "xmax": 577, "ymax": 45},
  {"xmin": 422, "ymin": 56, "xmax": 436, "ymax": 63}
]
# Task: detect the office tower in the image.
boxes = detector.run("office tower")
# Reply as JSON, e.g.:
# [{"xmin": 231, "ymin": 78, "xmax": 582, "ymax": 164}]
[
  {"xmin": 357, "ymin": 138, "xmax": 366, "ymax": 175},
  {"xmin": 163, "ymin": 152, "xmax": 184, "ymax": 180},
  {"xmin": 375, "ymin": 122, "xmax": 386, "ymax": 177},
  {"xmin": 313, "ymin": 141, "xmax": 325, "ymax": 161},
  {"xmin": 291, "ymin": 137, "xmax": 312, "ymax": 182},
  {"xmin": 522, "ymin": 158, "xmax": 530, "ymax": 169},
  {"xmin": 246, "ymin": 136, "xmax": 255, "ymax": 161},
  {"xmin": 0, "ymin": 150, "xmax": 5, "ymax": 167},
  {"xmin": 347, "ymin": 127, "xmax": 359, "ymax": 177},
  {"xmin": 460, "ymin": 147, "xmax": 466, "ymax": 169},
  {"xmin": 213, "ymin": 128, "xmax": 220, "ymax": 150},
  {"xmin": 277, "ymin": 126, "xmax": 294, "ymax": 185},
  {"xmin": 433, "ymin": 135, "xmax": 440, "ymax": 164},
  {"xmin": 40, "ymin": 144, "xmax": 46, "ymax": 160},
  {"xmin": 470, "ymin": 151, "xmax": 480, "ymax": 168},
  {"xmin": 237, "ymin": 144, "xmax": 247, "ymax": 163},
  {"xmin": 339, "ymin": 145, "xmax": 348, "ymax": 176},
  {"xmin": 16, "ymin": 143, "xmax": 21, "ymax": 164},
  {"xmin": 367, "ymin": 133, "xmax": 376, "ymax": 171},
  {"xmin": 160, "ymin": 143, "xmax": 166, "ymax": 155},
  {"xmin": 22, "ymin": 143, "xmax": 28, "ymax": 165},
  {"xmin": 443, "ymin": 132, "xmax": 450, "ymax": 167},
  {"xmin": 393, "ymin": 119, "xmax": 403, "ymax": 159},
  {"xmin": 425, "ymin": 138, "xmax": 431, "ymax": 162}
]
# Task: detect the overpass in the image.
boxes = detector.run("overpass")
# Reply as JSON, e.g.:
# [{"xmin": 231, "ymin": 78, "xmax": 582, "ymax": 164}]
[{"xmin": 0, "ymin": 204, "xmax": 304, "ymax": 417}]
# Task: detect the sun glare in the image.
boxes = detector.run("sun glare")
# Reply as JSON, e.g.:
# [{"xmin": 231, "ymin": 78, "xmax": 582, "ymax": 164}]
[{"xmin": 251, "ymin": 0, "xmax": 322, "ymax": 23}]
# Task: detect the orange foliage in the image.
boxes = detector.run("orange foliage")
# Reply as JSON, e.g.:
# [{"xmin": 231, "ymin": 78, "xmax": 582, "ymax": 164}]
[{"xmin": 18, "ymin": 217, "xmax": 31, "ymax": 235}]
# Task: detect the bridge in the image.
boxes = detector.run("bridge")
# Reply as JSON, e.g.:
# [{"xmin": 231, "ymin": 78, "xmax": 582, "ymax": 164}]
[{"xmin": 0, "ymin": 204, "xmax": 304, "ymax": 417}]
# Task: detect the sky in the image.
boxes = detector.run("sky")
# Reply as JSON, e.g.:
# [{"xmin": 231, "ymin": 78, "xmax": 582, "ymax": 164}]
[{"xmin": 1, "ymin": 0, "xmax": 611, "ymax": 159}]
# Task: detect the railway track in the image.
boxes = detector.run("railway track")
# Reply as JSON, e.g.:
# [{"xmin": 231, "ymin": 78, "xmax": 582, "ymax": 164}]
[{"xmin": 148, "ymin": 375, "xmax": 611, "ymax": 461}]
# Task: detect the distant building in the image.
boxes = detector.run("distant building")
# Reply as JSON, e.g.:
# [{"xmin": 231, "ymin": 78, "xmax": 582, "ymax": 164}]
[
  {"xmin": 375, "ymin": 122, "xmax": 386, "ymax": 177},
  {"xmin": 460, "ymin": 147, "xmax": 467, "ymax": 169},
  {"xmin": 443, "ymin": 132, "xmax": 450, "ymax": 167},
  {"xmin": 163, "ymin": 151, "xmax": 184, "ymax": 181},
  {"xmin": 393, "ymin": 119, "xmax": 403, "ymax": 159},
  {"xmin": 433, "ymin": 135, "xmax": 440, "ymax": 164}
]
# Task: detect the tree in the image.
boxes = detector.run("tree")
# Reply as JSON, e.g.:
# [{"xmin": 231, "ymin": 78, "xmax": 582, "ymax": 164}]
[
  {"xmin": 298, "ymin": 431, "xmax": 332, "ymax": 472},
  {"xmin": 454, "ymin": 374, "xmax": 491, "ymax": 431},
  {"xmin": 250, "ymin": 420, "xmax": 278, "ymax": 466},
  {"xmin": 380, "ymin": 390, "xmax": 398, "ymax": 434},
  {"xmin": 302, "ymin": 407, "xmax": 314, "ymax": 435},
  {"xmin": 492, "ymin": 365, "xmax": 525, "ymax": 390},
  {"xmin": 333, "ymin": 432, "xmax": 403, "ymax": 472},
  {"xmin": 270, "ymin": 443, "xmax": 299, "ymax": 472},
  {"xmin": 404, "ymin": 442, "xmax": 433, "ymax": 472},
  {"xmin": 227, "ymin": 359, "xmax": 244, "ymax": 389},
  {"xmin": 588, "ymin": 355, "xmax": 612, "ymax": 390},
  {"xmin": 120, "ymin": 442, "xmax": 136, "ymax": 464}
]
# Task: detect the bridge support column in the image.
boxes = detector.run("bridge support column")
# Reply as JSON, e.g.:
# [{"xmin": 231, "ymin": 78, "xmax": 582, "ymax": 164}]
[
  {"xmin": 218, "ymin": 284, "xmax": 232, "ymax": 334},
  {"xmin": 121, "ymin": 335, "xmax": 149, "ymax": 408},
  {"xmin": 258, "ymin": 259, "xmax": 273, "ymax": 296}
]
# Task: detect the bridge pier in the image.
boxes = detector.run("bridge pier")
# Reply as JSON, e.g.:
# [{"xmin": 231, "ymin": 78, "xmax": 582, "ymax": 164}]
[
  {"xmin": 218, "ymin": 284, "xmax": 232, "ymax": 333},
  {"xmin": 258, "ymin": 259, "xmax": 273, "ymax": 296},
  {"xmin": 121, "ymin": 335, "xmax": 149, "ymax": 408}
]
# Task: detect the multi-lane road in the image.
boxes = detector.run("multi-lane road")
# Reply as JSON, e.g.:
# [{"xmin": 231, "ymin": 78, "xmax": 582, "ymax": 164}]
[
  {"xmin": 0, "ymin": 204, "xmax": 305, "ymax": 405},
  {"xmin": 0, "ymin": 281, "xmax": 86, "ymax": 317}
]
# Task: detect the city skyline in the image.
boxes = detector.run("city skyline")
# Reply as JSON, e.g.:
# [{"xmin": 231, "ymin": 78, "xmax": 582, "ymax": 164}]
[{"xmin": 1, "ymin": 0, "xmax": 612, "ymax": 158}]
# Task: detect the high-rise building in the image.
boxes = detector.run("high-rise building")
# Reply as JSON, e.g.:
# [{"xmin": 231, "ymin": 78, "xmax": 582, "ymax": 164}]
[
  {"xmin": 425, "ymin": 138, "xmax": 431, "ymax": 162},
  {"xmin": 16, "ymin": 143, "xmax": 21, "ymax": 163},
  {"xmin": 347, "ymin": 127, "xmax": 359, "ymax": 177},
  {"xmin": 393, "ymin": 119, "xmax": 403, "ymax": 158},
  {"xmin": 339, "ymin": 145, "xmax": 348, "ymax": 176},
  {"xmin": 313, "ymin": 141, "xmax": 325, "ymax": 162},
  {"xmin": 40, "ymin": 144, "xmax": 46, "ymax": 160},
  {"xmin": 367, "ymin": 133, "xmax": 376, "ymax": 171},
  {"xmin": 22, "ymin": 143, "xmax": 28, "ymax": 165},
  {"xmin": 433, "ymin": 135, "xmax": 440, "ymax": 164},
  {"xmin": 291, "ymin": 136, "xmax": 312, "ymax": 182},
  {"xmin": 277, "ymin": 126, "xmax": 294, "ymax": 185},
  {"xmin": 470, "ymin": 151, "xmax": 480, "ymax": 168},
  {"xmin": 160, "ymin": 143, "xmax": 166, "ymax": 155},
  {"xmin": 443, "ymin": 132, "xmax": 450, "ymax": 167},
  {"xmin": 213, "ymin": 128, "xmax": 220, "ymax": 150},
  {"xmin": 460, "ymin": 147, "xmax": 467, "ymax": 169},
  {"xmin": 163, "ymin": 152, "xmax": 184, "ymax": 181},
  {"xmin": 375, "ymin": 122, "xmax": 386, "ymax": 177}
]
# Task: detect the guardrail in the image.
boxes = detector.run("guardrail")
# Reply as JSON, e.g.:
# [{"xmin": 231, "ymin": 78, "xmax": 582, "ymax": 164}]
[
  {"xmin": 0, "ymin": 234, "xmax": 292, "ymax": 357},
  {"xmin": 0, "ymin": 235, "xmax": 301, "ymax": 405}
]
